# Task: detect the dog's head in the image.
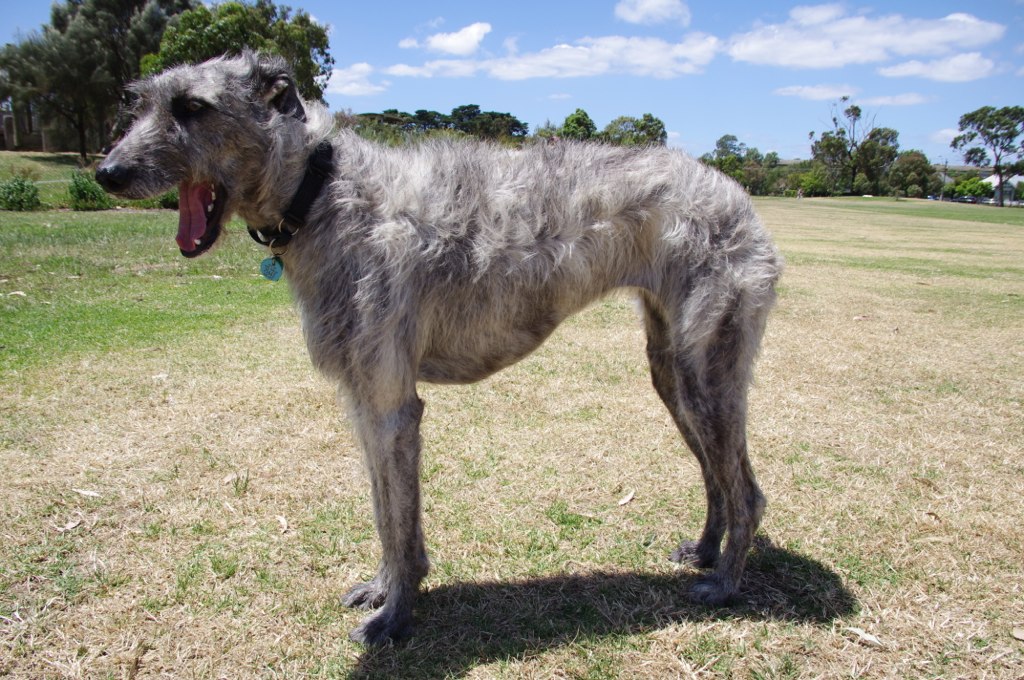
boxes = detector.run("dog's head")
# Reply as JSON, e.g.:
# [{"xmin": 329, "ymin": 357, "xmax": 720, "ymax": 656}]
[{"xmin": 95, "ymin": 52, "xmax": 309, "ymax": 258}]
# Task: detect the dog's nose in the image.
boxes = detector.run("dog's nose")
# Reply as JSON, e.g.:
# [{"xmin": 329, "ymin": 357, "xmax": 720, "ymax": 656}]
[{"xmin": 95, "ymin": 163, "xmax": 134, "ymax": 193}]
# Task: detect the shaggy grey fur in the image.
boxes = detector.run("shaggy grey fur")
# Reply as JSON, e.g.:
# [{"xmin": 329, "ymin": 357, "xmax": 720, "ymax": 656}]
[{"xmin": 96, "ymin": 53, "xmax": 782, "ymax": 646}]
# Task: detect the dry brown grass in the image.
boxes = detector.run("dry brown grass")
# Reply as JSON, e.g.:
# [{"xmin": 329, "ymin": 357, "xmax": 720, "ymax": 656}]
[{"xmin": 1, "ymin": 198, "xmax": 1022, "ymax": 678}]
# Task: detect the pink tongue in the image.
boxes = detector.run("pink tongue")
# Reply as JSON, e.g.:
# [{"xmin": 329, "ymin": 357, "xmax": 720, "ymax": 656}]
[{"xmin": 177, "ymin": 181, "xmax": 212, "ymax": 252}]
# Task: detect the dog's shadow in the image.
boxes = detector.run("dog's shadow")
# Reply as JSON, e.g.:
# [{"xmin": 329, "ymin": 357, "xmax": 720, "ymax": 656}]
[{"xmin": 349, "ymin": 537, "xmax": 856, "ymax": 678}]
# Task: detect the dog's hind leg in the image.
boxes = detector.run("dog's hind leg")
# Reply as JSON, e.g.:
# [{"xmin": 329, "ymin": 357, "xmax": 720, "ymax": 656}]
[
  {"xmin": 677, "ymin": 293, "xmax": 768, "ymax": 605},
  {"xmin": 641, "ymin": 292, "xmax": 725, "ymax": 569},
  {"xmin": 654, "ymin": 285, "xmax": 770, "ymax": 605},
  {"xmin": 342, "ymin": 388, "xmax": 430, "ymax": 645}
]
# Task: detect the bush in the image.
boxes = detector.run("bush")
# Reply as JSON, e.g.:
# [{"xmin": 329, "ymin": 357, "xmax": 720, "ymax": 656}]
[
  {"xmin": 158, "ymin": 187, "xmax": 179, "ymax": 209},
  {"xmin": 953, "ymin": 176, "xmax": 994, "ymax": 200},
  {"xmin": 125, "ymin": 187, "xmax": 179, "ymax": 210},
  {"xmin": 5, "ymin": 161, "xmax": 42, "ymax": 182},
  {"xmin": 0, "ymin": 176, "xmax": 42, "ymax": 211},
  {"xmin": 68, "ymin": 170, "xmax": 112, "ymax": 211},
  {"xmin": 799, "ymin": 165, "xmax": 832, "ymax": 197}
]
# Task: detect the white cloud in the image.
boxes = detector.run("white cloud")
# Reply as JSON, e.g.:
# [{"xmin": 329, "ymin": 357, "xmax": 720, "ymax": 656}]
[
  {"xmin": 385, "ymin": 32, "xmax": 719, "ymax": 81},
  {"xmin": 327, "ymin": 63, "xmax": 389, "ymax": 96},
  {"xmin": 930, "ymin": 128, "xmax": 959, "ymax": 145},
  {"xmin": 728, "ymin": 6, "xmax": 1004, "ymax": 69},
  {"xmin": 508, "ymin": 32, "xmax": 719, "ymax": 79},
  {"xmin": 789, "ymin": 4, "xmax": 845, "ymax": 26},
  {"xmin": 423, "ymin": 22, "xmax": 492, "ymax": 56},
  {"xmin": 859, "ymin": 93, "xmax": 929, "ymax": 106},
  {"xmin": 774, "ymin": 84, "xmax": 857, "ymax": 100},
  {"xmin": 384, "ymin": 60, "xmax": 482, "ymax": 79},
  {"xmin": 774, "ymin": 85, "xmax": 929, "ymax": 106},
  {"xmin": 615, "ymin": 0, "xmax": 691, "ymax": 26},
  {"xmin": 879, "ymin": 52, "xmax": 996, "ymax": 82},
  {"xmin": 398, "ymin": 37, "xmax": 420, "ymax": 49},
  {"xmin": 493, "ymin": 34, "xmax": 718, "ymax": 79}
]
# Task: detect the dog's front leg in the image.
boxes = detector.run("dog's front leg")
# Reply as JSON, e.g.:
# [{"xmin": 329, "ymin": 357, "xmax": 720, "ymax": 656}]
[{"xmin": 343, "ymin": 393, "xmax": 429, "ymax": 645}]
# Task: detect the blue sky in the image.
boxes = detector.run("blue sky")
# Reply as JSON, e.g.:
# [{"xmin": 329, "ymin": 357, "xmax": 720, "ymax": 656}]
[{"xmin": 4, "ymin": 1, "xmax": 1022, "ymax": 161}]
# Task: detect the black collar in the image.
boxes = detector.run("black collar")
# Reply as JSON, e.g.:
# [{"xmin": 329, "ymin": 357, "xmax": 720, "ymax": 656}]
[{"xmin": 248, "ymin": 140, "xmax": 334, "ymax": 250}]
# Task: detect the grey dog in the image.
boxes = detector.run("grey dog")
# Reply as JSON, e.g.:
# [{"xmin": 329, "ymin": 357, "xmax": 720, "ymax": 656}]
[{"xmin": 96, "ymin": 52, "xmax": 782, "ymax": 645}]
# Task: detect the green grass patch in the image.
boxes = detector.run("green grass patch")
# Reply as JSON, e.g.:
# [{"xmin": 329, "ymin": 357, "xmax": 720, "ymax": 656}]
[
  {"xmin": 783, "ymin": 252, "xmax": 1023, "ymax": 279},
  {"xmin": 0, "ymin": 211, "xmax": 290, "ymax": 374},
  {"xmin": 776, "ymin": 195, "xmax": 1024, "ymax": 227}
]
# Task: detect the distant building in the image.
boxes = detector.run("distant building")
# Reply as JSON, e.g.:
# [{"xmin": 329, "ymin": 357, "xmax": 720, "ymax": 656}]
[
  {"xmin": 1, "ymin": 99, "xmax": 44, "ymax": 151},
  {"xmin": 981, "ymin": 173, "xmax": 1022, "ymax": 205}
]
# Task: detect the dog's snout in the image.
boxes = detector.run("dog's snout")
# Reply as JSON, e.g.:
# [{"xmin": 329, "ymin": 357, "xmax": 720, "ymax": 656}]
[{"xmin": 95, "ymin": 163, "xmax": 134, "ymax": 193}]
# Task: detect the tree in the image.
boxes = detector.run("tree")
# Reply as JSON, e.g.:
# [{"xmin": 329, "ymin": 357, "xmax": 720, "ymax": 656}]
[
  {"xmin": 714, "ymin": 134, "xmax": 745, "ymax": 160},
  {"xmin": 561, "ymin": 108, "xmax": 596, "ymax": 141},
  {"xmin": 951, "ymin": 106, "xmax": 1024, "ymax": 207},
  {"xmin": 854, "ymin": 127, "xmax": 899, "ymax": 195},
  {"xmin": 888, "ymin": 151, "xmax": 940, "ymax": 198},
  {"xmin": 412, "ymin": 109, "xmax": 450, "ymax": 132},
  {"xmin": 350, "ymin": 105, "xmax": 526, "ymax": 144},
  {"xmin": 809, "ymin": 129, "xmax": 849, "ymax": 195},
  {"xmin": 701, "ymin": 136, "xmax": 746, "ymax": 183},
  {"xmin": 533, "ymin": 119, "xmax": 560, "ymax": 141},
  {"xmin": 600, "ymin": 113, "xmax": 667, "ymax": 146},
  {"xmin": 0, "ymin": 0, "xmax": 190, "ymax": 159},
  {"xmin": 472, "ymin": 111, "xmax": 528, "ymax": 140},
  {"xmin": 448, "ymin": 104, "xmax": 482, "ymax": 134},
  {"xmin": 799, "ymin": 163, "xmax": 832, "ymax": 197},
  {"xmin": 699, "ymin": 134, "xmax": 785, "ymax": 195},
  {"xmin": 809, "ymin": 99, "xmax": 859, "ymax": 194},
  {"xmin": 953, "ymin": 176, "xmax": 994, "ymax": 201},
  {"xmin": 1, "ymin": 21, "xmax": 113, "ymax": 161},
  {"xmin": 809, "ymin": 98, "xmax": 898, "ymax": 195},
  {"xmin": 68, "ymin": 0, "xmax": 193, "ymax": 108},
  {"xmin": 445, "ymin": 104, "xmax": 527, "ymax": 140},
  {"xmin": 142, "ymin": 0, "xmax": 333, "ymax": 101}
]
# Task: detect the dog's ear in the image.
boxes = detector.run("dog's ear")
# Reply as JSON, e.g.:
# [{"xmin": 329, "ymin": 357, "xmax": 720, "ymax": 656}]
[
  {"xmin": 263, "ymin": 75, "xmax": 307, "ymax": 122},
  {"xmin": 250, "ymin": 53, "xmax": 307, "ymax": 122}
]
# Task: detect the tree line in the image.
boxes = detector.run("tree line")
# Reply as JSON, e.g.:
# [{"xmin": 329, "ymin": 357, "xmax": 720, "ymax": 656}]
[
  {"xmin": 701, "ymin": 100, "xmax": 1024, "ymax": 204},
  {"xmin": 337, "ymin": 106, "xmax": 670, "ymax": 149},
  {"xmin": 2, "ymin": 1, "xmax": 1020, "ymax": 204}
]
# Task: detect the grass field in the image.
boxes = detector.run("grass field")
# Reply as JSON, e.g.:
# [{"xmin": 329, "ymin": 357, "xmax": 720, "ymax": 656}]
[
  {"xmin": 1, "ymin": 197, "xmax": 1022, "ymax": 678},
  {"xmin": 1, "ymin": 152, "xmax": 174, "ymax": 209}
]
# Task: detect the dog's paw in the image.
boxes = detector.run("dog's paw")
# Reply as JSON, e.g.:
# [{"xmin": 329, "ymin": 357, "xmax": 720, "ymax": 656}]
[
  {"xmin": 349, "ymin": 608, "xmax": 414, "ymax": 646},
  {"xmin": 341, "ymin": 579, "xmax": 387, "ymax": 610},
  {"xmin": 687, "ymin": 574, "xmax": 736, "ymax": 606},
  {"xmin": 670, "ymin": 540, "xmax": 719, "ymax": 569}
]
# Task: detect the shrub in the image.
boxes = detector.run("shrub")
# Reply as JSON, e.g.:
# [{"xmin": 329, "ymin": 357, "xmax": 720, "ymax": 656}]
[
  {"xmin": 126, "ymin": 187, "xmax": 179, "ymax": 209},
  {"xmin": 68, "ymin": 170, "xmax": 112, "ymax": 210},
  {"xmin": 0, "ymin": 177, "xmax": 42, "ymax": 211},
  {"xmin": 158, "ymin": 187, "xmax": 179, "ymax": 209},
  {"xmin": 953, "ymin": 176, "xmax": 994, "ymax": 200},
  {"xmin": 5, "ymin": 162, "xmax": 42, "ymax": 182}
]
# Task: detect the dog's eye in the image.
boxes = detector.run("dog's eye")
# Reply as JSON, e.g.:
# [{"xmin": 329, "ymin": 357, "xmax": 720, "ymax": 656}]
[{"xmin": 171, "ymin": 96, "xmax": 209, "ymax": 120}]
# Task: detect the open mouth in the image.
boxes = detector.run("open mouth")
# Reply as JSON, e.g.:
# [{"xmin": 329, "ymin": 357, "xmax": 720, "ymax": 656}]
[{"xmin": 177, "ymin": 181, "xmax": 227, "ymax": 258}]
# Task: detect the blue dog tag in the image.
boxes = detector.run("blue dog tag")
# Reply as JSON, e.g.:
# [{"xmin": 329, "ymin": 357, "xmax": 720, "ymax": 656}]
[{"xmin": 260, "ymin": 256, "xmax": 284, "ymax": 281}]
